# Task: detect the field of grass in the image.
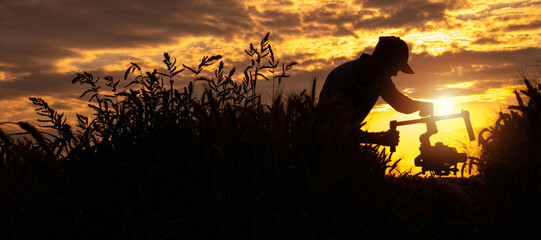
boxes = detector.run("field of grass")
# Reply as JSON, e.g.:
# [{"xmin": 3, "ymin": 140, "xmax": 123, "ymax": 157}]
[{"xmin": 0, "ymin": 34, "xmax": 540, "ymax": 239}]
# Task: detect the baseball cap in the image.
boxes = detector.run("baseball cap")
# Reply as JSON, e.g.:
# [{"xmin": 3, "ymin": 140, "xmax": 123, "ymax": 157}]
[{"xmin": 372, "ymin": 36, "xmax": 414, "ymax": 74}]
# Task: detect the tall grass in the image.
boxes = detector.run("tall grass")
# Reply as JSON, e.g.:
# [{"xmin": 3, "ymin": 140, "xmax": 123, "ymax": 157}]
[
  {"xmin": 2, "ymin": 32, "xmax": 540, "ymax": 239},
  {"xmin": 0, "ymin": 33, "xmax": 395, "ymax": 239},
  {"xmin": 470, "ymin": 77, "xmax": 541, "ymax": 238}
]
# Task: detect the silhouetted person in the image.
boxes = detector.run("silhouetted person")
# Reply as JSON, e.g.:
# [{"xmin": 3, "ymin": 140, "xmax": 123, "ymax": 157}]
[{"xmin": 317, "ymin": 36, "xmax": 433, "ymax": 146}]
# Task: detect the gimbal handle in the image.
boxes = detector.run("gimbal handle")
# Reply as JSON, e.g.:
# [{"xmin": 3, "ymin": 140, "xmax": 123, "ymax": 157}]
[{"xmin": 390, "ymin": 120, "xmax": 398, "ymax": 152}]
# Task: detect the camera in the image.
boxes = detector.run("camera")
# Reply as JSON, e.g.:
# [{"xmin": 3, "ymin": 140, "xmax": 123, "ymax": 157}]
[{"xmin": 390, "ymin": 110, "xmax": 475, "ymax": 176}]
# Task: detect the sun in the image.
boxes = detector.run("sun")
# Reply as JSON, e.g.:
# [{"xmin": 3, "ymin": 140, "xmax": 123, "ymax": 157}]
[{"xmin": 435, "ymin": 100, "xmax": 456, "ymax": 115}]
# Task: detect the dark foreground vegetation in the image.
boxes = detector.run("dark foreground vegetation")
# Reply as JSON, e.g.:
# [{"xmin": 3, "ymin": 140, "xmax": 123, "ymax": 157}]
[{"xmin": 1, "ymin": 34, "xmax": 540, "ymax": 239}]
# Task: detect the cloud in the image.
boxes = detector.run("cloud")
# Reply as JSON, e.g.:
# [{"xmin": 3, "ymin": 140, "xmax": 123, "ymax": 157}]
[
  {"xmin": 0, "ymin": 72, "xmax": 80, "ymax": 99},
  {"xmin": 393, "ymin": 47, "xmax": 541, "ymax": 99},
  {"xmin": 0, "ymin": 0, "xmax": 255, "ymax": 101},
  {"xmin": 255, "ymin": 9, "xmax": 302, "ymax": 29},
  {"xmin": 1, "ymin": 0, "xmax": 541, "ymax": 124},
  {"xmin": 503, "ymin": 19, "xmax": 541, "ymax": 31},
  {"xmin": 354, "ymin": 0, "xmax": 470, "ymax": 29},
  {"xmin": 303, "ymin": 6, "xmax": 360, "ymax": 24},
  {"xmin": 0, "ymin": 0, "xmax": 253, "ymax": 66},
  {"xmin": 472, "ymin": 37, "xmax": 501, "ymax": 45},
  {"xmin": 297, "ymin": 0, "xmax": 450, "ymax": 35}
]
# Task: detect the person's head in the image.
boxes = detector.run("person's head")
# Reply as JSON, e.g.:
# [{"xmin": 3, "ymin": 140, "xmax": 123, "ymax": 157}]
[{"xmin": 371, "ymin": 36, "xmax": 414, "ymax": 78}]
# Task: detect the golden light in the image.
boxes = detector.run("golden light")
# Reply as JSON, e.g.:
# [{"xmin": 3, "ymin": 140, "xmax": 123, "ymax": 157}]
[
  {"xmin": 434, "ymin": 100, "xmax": 457, "ymax": 116},
  {"xmin": 0, "ymin": 71, "xmax": 7, "ymax": 81}
]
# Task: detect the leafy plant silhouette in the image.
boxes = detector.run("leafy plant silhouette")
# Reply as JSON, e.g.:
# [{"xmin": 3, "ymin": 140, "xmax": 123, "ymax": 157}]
[
  {"xmin": 0, "ymin": 33, "xmax": 395, "ymax": 239},
  {"xmin": 469, "ymin": 77, "xmax": 541, "ymax": 239},
  {"xmin": 9, "ymin": 33, "xmax": 541, "ymax": 239}
]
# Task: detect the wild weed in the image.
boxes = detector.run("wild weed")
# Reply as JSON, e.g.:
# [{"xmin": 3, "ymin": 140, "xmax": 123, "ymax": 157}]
[
  {"xmin": 472, "ymin": 77, "xmax": 541, "ymax": 238},
  {"xmin": 0, "ymin": 33, "xmax": 406, "ymax": 239}
]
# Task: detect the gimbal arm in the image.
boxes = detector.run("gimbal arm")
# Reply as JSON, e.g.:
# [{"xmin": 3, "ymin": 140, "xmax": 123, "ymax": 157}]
[{"xmin": 389, "ymin": 110, "xmax": 475, "ymax": 152}]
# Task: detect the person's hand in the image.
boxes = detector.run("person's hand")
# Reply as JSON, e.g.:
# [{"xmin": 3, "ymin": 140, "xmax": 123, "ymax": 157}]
[
  {"xmin": 374, "ymin": 129, "xmax": 400, "ymax": 147},
  {"xmin": 418, "ymin": 101, "xmax": 434, "ymax": 117}
]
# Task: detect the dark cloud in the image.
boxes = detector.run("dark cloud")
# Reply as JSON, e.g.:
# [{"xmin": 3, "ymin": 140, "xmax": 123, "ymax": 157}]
[
  {"xmin": 503, "ymin": 20, "xmax": 541, "ymax": 31},
  {"xmin": 257, "ymin": 10, "xmax": 302, "ymax": 28},
  {"xmin": 3, "ymin": 0, "xmax": 252, "ymax": 41},
  {"xmin": 472, "ymin": 37, "xmax": 501, "ymax": 45},
  {"xmin": 394, "ymin": 48, "xmax": 541, "ymax": 99},
  {"xmin": 0, "ymin": 71, "xmax": 83, "ymax": 99},
  {"xmin": 0, "ymin": 0, "xmax": 251, "ymax": 52},
  {"xmin": 300, "ymin": 3, "xmax": 368, "ymax": 37},
  {"xmin": 0, "ymin": 0, "xmax": 254, "ymax": 100},
  {"xmin": 302, "ymin": 4, "xmax": 362, "ymax": 25},
  {"xmin": 296, "ymin": 0, "xmax": 470, "ymax": 36},
  {"xmin": 355, "ymin": 0, "xmax": 452, "ymax": 29}
]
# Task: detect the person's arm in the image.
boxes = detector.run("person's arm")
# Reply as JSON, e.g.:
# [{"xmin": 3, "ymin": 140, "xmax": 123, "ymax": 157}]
[
  {"xmin": 380, "ymin": 79, "xmax": 419, "ymax": 114},
  {"xmin": 380, "ymin": 79, "xmax": 434, "ymax": 116}
]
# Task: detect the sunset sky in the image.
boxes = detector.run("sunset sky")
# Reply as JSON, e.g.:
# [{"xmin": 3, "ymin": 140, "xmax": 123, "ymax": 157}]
[{"xmin": 1, "ymin": 0, "xmax": 540, "ymax": 174}]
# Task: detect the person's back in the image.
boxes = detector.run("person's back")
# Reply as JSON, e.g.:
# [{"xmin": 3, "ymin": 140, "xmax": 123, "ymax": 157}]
[{"xmin": 318, "ymin": 53, "xmax": 392, "ymax": 123}]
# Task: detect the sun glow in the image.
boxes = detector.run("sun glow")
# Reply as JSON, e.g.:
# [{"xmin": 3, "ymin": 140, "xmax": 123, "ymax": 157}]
[
  {"xmin": 434, "ymin": 100, "xmax": 458, "ymax": 116},
  {"xmin": 445, "ymin": 82, "xmax": 474, "ymax": 89},
  {"xmin": 0, "ymin": 71, "xmax": 7, "ymax": 81}
]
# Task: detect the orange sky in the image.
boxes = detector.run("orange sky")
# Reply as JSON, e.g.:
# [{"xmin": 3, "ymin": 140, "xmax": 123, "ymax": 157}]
[{"xmin": 1, "ymin": 0, "xmax": 541, "ymax": 174}]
